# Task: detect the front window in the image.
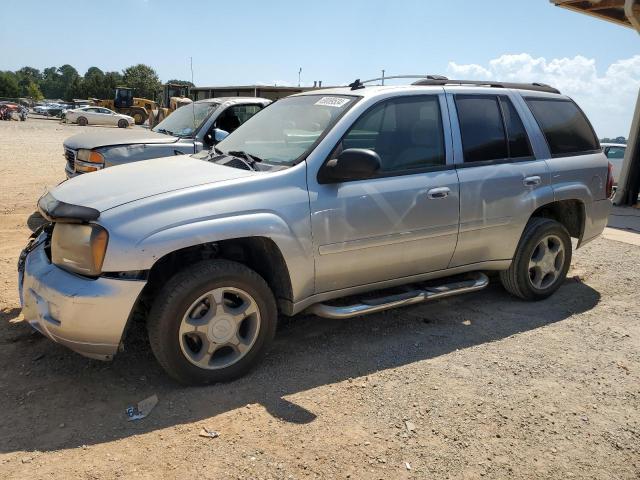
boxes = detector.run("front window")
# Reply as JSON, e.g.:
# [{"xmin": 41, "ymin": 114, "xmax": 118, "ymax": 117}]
[
  {"xmin": 216, "ymin": 95, "xmax": 356, "ymax": 166},
  {"xmin": 334, "ymin": 95, "xmax": 445, "ymax": 172},
  {"xmin": 153, "ymin": 102, "xmax": 220, "ymax": 137}
]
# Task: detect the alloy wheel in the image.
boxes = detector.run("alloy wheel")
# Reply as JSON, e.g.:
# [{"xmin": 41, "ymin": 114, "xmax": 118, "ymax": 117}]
[
  {"xmin": 528, "ymin": 234, "xmax": 565, "ymax": 290},
  {"xmin": 178, "ymin": 287, "xmax": 261, "ymax": 370}
]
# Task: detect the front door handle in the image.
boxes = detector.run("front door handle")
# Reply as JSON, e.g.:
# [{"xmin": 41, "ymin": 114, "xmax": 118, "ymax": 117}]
[
  {"xmin": 523, "ymin": 175, "xmax": 542, "ymax": 187},
  {"xmin": 427, "ymin": 187, "xmax": 451, "ymax": 199}
]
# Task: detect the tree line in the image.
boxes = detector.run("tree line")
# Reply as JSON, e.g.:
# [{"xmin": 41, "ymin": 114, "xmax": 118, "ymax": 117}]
[{"xmin": 0, "ymin": 64, "xmax": 193, "ymax": 102}]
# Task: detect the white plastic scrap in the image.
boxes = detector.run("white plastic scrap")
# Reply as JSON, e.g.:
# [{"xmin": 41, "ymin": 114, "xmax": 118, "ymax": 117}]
[
  {"xmin": 126, "ymin": 394, "xmax": 158, "ymax": 421},
  {"xmin": 198, "ymin": 427, "xmax": 220, "ymax": 439}
]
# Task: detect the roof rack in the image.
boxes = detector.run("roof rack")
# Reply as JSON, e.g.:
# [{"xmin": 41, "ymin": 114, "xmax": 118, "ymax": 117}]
[
  {"xmin": 411, "ymin": 78, "xmax": 561, "ymax": 94},
  {"xmin": 357, "ymin": 74, "xmax": 448, "ymax": 86}
]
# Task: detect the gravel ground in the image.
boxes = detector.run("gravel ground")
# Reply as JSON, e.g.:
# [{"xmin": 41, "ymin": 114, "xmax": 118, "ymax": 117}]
[{"xmin": 0, "ymin": 118, "xmax": 638, "ymax": 479}]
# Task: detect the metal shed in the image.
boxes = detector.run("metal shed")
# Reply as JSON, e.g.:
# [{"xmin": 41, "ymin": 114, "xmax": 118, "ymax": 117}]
[{"xmin": 551, "ymin": 0, "xmax": 640, "ymax": 206}]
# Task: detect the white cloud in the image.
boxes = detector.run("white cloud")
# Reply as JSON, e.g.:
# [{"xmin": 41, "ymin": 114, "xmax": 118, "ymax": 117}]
[{"xmin": 446, "ymin": 53, "xmax": 640, "ymax": 138}]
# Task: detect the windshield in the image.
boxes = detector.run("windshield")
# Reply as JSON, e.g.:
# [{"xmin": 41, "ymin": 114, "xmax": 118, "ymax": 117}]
[
  {"xmin": 152, "ymin": 102, "xmax": 219, "ymax": 137},
  {"xmin": 216, "ymin": 95, "xmax": 356, "ymax": 165}
]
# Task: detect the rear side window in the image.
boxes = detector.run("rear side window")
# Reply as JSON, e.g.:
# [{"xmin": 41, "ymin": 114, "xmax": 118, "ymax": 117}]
[
  {"xmin": 525, "ymin": 98, "xmax": 599, "ymax": 156},
  {"xmin": 455, "ymin": 95, "xmax": 532, "ymax": 163},
  {"xmin": 455, "ymin": 96, "xmax": 508, "ymax": 162},
  {"xmin": 499, "ymin": 97, "xmax": 532, "ymax": 158}
]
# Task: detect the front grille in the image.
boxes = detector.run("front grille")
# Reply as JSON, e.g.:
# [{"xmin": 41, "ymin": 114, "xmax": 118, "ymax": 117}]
[{"xmin": 64, "ymin": 148, "xmax": 76, "ymax": 171}]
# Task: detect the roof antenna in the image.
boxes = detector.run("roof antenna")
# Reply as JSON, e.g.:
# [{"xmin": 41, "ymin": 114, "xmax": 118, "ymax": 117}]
[{"xmin": 348, "ymin": 79, "xmax": 365, "ymax": 90}]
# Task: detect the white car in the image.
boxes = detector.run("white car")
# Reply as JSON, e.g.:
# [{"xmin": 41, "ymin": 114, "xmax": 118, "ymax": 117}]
[
  {"xmin": 66, "ymin": 107, "xmax": 134, "ymax": 128},
  {"xmin": 602, "ymin": 143, "xmax": 626, "ymax": 185}
]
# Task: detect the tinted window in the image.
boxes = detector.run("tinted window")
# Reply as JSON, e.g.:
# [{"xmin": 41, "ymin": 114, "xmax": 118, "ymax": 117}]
[
  {"xmin": 338, "ymin": 96, "xmax": 445, "ymax": 172},
  {"xmin": 499, "ymin": 97, "xmax": 532, "ymax": 158},
  {"xmin": 605, "ymin": 146, "xmax": 625, "ymax": 159},
  {"xmin": 456, "ymin": 96, "xmax": 508, "ymax": 162},
  {"xmin": 526, "ymin": 98, "xmax": 599, "ymax": 156}
]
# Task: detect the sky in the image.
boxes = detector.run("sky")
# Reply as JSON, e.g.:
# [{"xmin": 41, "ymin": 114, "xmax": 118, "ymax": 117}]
[{"xmin": 1, "ymin": 0, "xmax": 639, "ymax": 137}]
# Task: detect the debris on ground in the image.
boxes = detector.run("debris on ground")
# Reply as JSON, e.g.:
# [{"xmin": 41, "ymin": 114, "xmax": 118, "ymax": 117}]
[
  {"xmin": 125, "ymin": 394, "xmax": 158, "ymax": 421},
  {"xmin": 198, "ymin": 427, "xmax": 220, "ymax": 439}
]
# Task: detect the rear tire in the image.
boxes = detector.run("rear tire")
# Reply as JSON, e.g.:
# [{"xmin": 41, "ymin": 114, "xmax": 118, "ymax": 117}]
[
  {"xmin": 77, "ymin": 116, "xmax": 88, "ymax": 126},
  {"xmin": 147, "ymin": 260, "xmax": 278, "ymax": 385},
  {"xmin": 500, "ymin": 217, "xmax": 572, "ymax": 301},
  {"xmin": 117, "ymin": 119, "xmax": 128, "ymax": 128}
]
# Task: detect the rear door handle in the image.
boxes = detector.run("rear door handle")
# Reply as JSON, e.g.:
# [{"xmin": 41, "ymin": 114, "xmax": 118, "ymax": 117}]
[
  {"xmin": 523, "ymin": 176, "xmax": 542, "ymax": 187},
  {"xmin": 427, "ymin": 187, "xmax": 451, "ymax": 199}
]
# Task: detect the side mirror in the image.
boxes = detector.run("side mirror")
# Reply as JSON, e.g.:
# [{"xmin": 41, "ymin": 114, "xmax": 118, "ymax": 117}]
[
  {"xmin": 214, "ymin": 128, "xmax": 229, "ymax": 143},
  {"xmin": 319, "ymin": 148, "xmax": 381, "ymax": 183}
]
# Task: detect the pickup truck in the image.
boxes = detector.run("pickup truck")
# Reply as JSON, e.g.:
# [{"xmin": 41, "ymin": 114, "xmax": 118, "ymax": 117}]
[
  {"xmin": 62, "ymin": 97, "xmax": 270, "ymax": 177},
  {"xmin": 20, "ymin": 79, "xmax": 612, "ymax": 384}
]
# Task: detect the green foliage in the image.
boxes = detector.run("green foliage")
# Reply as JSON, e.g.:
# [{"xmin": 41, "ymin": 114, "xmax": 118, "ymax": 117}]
[
  {"xmin": 0, "ymin": 71, "xmax": 20, "ymax": 98},
  {"xmin": 167, "ymin": 79, "xmax": 195, "ymax": 87},
  {"xmin": 122, "ymin": 64, "xmax": 162, "ymax": 100},
  {"xmin": 2, "ymin": 63, "xmax": 166, "ymax": 102},
  {"xmin": 26, "ymin": 81, "xmax": 43, "ymax": 101}
]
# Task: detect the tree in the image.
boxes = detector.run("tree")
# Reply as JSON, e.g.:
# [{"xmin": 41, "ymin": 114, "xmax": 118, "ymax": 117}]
[
  {"xmin": 167, "ymin": 79, "xmax": 195, "ymax": 87},
  {"xmin": 16, "ymin": 67, "xmax": 42, "ymax": 97},
  {"xmin": 26, "ymin": 81, "xmax": 43, "ymax": 101},
  {"xmin": 57, "ymin": 65, "xmax": 81, "ymax": 100},
  {"xmin": 41, "ymin": 66, "xmax": 61, "ymax": 99},
  {"xmin": 0, "ymin": 72, "xmax": 20, "ymax": 98},
  {"xmin": 17, "ymin": 66, "xmax": 42, "ymax": 83},
  {"xmin": 122, "ymin": 64, "xmax": 161, "ymax": 100}
]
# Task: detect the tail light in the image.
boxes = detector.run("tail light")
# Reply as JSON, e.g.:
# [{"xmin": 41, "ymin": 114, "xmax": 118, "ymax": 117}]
[{"xmin": 606, "ymin": 161, "xmax": 614, "ymax": 199}]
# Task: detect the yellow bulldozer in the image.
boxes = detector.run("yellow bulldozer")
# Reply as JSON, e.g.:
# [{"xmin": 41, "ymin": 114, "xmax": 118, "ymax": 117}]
[{"xmin": 92, "ymin": 83, "xmax": 193, "ymax": 126}]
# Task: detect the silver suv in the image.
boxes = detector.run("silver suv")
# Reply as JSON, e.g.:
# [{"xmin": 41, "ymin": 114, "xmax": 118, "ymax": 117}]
[
  {"xmin": 19, "ymin": 79, "xmax": 613, "ymax": 384},
  {"xmin": 63, "ymin": 97, "xmax": 270, "ymax": 177}
]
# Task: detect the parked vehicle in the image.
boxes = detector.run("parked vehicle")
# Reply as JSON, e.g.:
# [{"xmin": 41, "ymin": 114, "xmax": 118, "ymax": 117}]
[
  {"xmin": 65, "ymin": 106, "xmax": 134, "ymax": 128},
  {"xmin": 34, "ymin": 103, "xmax": 67, "ymax": 117},
  {"xmin": 19, "ymin": 79, "xmax": 612, "ymax": 384},
  {"xmin": 602, "ymin": 142, "xmax": 626, "ymax": 185},
  {"xmin": 0, "ymin": 102, "xmax": 26, "ymax": 121},
  {"xmin": 62, "ymin": 97, "xmax": 270, "ymax": 177}
]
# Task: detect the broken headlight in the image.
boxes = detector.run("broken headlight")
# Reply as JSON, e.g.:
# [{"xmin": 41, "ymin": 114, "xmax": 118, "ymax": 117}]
[{"xmin": 51, "ymin": 223, "xmax": 109, "ymax": 277}]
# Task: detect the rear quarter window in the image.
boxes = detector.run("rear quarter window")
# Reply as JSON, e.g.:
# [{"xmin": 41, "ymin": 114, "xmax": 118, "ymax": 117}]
[{"xmin": 525, "ymin": 98, "xmax": 599, "ymax": 157}]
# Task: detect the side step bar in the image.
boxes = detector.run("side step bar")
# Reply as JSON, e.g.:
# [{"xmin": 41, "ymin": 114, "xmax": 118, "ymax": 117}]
[{"xmin": 307, "ymin": 272, "xmax": 489, "ymax": 319}]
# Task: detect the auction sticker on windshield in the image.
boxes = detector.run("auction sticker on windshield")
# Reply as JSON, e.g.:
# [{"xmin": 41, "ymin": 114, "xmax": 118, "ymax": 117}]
[{"xmin": 314, "ymin": 97, "xmax": 351, "ymax": 108}]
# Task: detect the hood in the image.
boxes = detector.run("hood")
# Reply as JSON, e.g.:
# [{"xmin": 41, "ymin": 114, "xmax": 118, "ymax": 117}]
[
  {"xmin": 50, "ymin": 155, "xmax": 256, "ymax": 212},
  {"xmin": 63, "ymin": 128, "xmax": 180, "ymax": 150}
]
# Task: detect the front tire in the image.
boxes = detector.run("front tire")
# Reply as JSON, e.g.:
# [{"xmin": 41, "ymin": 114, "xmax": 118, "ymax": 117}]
[
  {"xmin": 117, "ymin": 119, "xmax": 128, "ymax": 128},
  {"xmin": 132, "ymin": 110, "xmax": 146, "ymax": 125},
  {"xmin": 500, "ymin": 217, "xmax": 572, "ymax": 301},
  {"xmin": 147, "ymin": 260, "xmax": 278, "ymax": 385}
]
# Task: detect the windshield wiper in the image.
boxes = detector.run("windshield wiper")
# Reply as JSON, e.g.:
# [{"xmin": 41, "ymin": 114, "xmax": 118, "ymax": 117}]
[
  {"xmin": 228, "ymin": 150, "xmax": 263, "ymax": 166},
  {"xmin": 202, "ymin": 145, "xmax": 224, "ymax": 161},
  {"xmin": 154, "ymin": 128, "xmax": 174, "ymax": 136}
]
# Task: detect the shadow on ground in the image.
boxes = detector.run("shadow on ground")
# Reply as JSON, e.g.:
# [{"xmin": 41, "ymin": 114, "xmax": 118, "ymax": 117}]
[
  {"xmin": 608, "ymin": 206, "xmax": 640, "ymax": 233},
  {"xmin": 0, "ymin": 279, "xmax": 600, "ymax": 453}
]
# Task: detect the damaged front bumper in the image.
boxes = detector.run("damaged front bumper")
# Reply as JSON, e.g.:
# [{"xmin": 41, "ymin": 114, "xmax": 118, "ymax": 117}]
[{"xmin": 19, "ymin": 233, "xmax": 146, "ymax": 360}]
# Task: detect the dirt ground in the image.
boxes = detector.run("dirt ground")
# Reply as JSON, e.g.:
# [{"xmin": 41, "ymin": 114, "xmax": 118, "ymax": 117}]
[{"xmin": 0, "ymin": 118, "xmax": 638, "ymax": 480}]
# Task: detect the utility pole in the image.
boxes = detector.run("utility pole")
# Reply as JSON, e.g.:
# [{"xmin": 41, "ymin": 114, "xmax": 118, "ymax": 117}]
[
  {"xmin": 381, "ymin": 69, "xmax": 385, "ymax": 86},
  {"xmin": 298, "ymin": 67, "xmax": 302, "ymax": 87}
]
